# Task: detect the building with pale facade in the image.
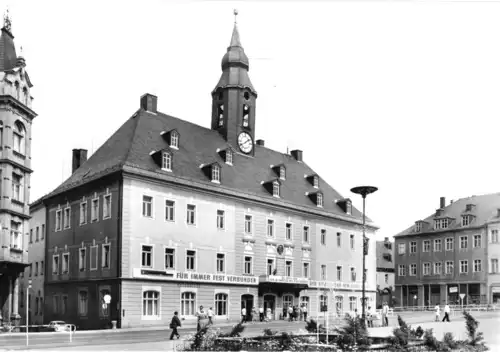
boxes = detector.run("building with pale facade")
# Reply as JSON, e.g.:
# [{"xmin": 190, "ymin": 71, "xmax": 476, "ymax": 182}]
[
  {"xmin": 39, "ymin": 18, "xmax": 378, "ymax": 329},
  {"xmin": 375, "ymin": 238, "xmax": 394, "ymax": 308},
  {"xmin": 0, "ymin": 13, "xmax": 37, "ymax": 326}
]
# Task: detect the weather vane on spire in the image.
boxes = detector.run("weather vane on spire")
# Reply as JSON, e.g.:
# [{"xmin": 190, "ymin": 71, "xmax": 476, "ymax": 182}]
[
  {"xmin": 233, "ymin": 9, "xmax": 238, "ymax": 24},
  {"xmin": 3, "ymin": 7, "xmax": 12, "ymax": 32}
]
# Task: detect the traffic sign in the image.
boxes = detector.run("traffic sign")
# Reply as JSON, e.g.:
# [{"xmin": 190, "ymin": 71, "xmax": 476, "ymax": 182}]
[
  {"xmin": 104, "ymin": 294, "xmax": 111, "ymax": 304},
  {"xmin": 459, "ymin": 294, "xmax": 466, "ymax": 299}
]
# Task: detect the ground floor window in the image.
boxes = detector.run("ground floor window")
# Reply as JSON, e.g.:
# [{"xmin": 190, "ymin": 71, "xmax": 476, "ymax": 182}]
[
  {"xmin": 78, "ymin": 290, "xmax": 88, "ymax": 316},
  {"xmin": 349, "ymin": 296, "xmax": 357, "ymax": 312},
  {"xmin": 215, "ymin": 293, "xmax": 228, "ymax": 316},
  {"xmin": 300, "ymin": 296, "xmax": 309, "ymax": 309},
  {"xmin": 336, "ymin": 296, "xmax": 344, "ymax": 314},
  {"xmin": 181, "ymin": 292, "xmax": 196, "ymax": 316},
  {"xmin": 143, "ymin": 291, "xmax": 159, "ymax": 317},
  {"xmin": 493, "ymin": 292, "xmax": 500, "ymax": 304},
  {"xmin": 319, "ymin": 295, "xmax": 327, "ymax": 311},
  {"xmin": 283, "ymin": 294, "xmax": 294, "ymax": 309}
]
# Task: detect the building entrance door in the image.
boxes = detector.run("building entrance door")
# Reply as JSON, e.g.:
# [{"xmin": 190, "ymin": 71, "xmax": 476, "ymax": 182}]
[
  {"xmin": 263, "ymin": 294, "xmax": 275, "ymax": 320},
  {"xmin": 241, "ymin": 294, "xmax": 254, "ymax": 321}
]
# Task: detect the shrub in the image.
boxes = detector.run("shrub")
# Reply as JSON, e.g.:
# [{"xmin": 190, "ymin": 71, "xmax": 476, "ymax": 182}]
[
  {"xmin": 443, "ymin": 332, "xmax": 458, "ymax": 350},
  {"xmin": 333, "ymin": 314, "xmax": 371, "ymax": 351},
  {"xmin": 262, "ymin": 328, "xmax": 278, "ymax": 336}
]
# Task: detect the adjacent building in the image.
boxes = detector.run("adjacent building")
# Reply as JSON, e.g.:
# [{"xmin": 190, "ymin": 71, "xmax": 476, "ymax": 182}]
[
  {"xmin": 0, "ymin": 13, "xmax": 37, "ymax": 325},
  {"xmin": 394, "ymin": 195, "xmax": 500, "ymax": 307},
  {"xmin": 376, "ymin": 237, "xmax": 394, "ymax": 308},
  {"xmin": 40, "ymin": 20, "xmax": 378, "ymax": 330}
]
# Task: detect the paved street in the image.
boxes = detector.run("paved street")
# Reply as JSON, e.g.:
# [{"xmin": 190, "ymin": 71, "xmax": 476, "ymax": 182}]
[{"xmin": 1, "ymin": 311, "xmax": 499, "ymax": 351}]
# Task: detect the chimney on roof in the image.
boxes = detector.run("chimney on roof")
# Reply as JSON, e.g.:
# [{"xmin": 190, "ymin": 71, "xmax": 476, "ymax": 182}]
[
  {"xmin": 450, "ymin": 200, "xmax": 454, "ymax": 204},
  {"xmin": 256, "ymin": 139, "xmax": 265, "ymax": 147},
  {"xmin": 140, "ymin": 93, "xmax": 157, "ymax": 113},
  {"xmin": 72, "ymin": 149, "xmax": 88, "ymax": 174},
  {"xmin": 291, "ymin": 149, "xmax": 303, "ymax": 162},
  {"xmin": 440, "ymin": 196, "xmax": 446, "ymax": 209}
]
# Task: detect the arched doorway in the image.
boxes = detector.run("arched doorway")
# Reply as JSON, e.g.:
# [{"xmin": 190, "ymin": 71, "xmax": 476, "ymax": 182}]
[
  {"xmin": 241, "ymin": 294, "xmax": 254, "ymax": 321},
  {"xmin": 263, "ymin": 294, "xmax": 276, "ymax": 320}
]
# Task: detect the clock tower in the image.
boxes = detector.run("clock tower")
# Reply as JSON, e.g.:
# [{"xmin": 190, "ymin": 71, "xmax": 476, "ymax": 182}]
[{"xmin": 211, "ymin": 15, "xmax": 258, "ymax": 157}]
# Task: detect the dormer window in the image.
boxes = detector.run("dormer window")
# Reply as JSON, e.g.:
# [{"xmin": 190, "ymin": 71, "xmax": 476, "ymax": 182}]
[
  {"xmin": 225, "ymin": 149, "xmax": 233, "ymax": 165},
  {"xmin": 317, "ymin": 193, "xmax": 323, "ymax": 207},
  {"xmin": 465, "ymin": 204, "xmax": 475, "ymax": 212},
  {"xmin": 313, "ymin": 176, "xmax": 319, "ymax": 188},
  {"xmin": 415, "ymin": 222, "xmax": 422, "ymax": 232},
  {"xmin": 434, "ymin": 218, "xmax": 449, "ymax": 230},
  {"xmin": 211, "ymin": 165, "xmax": 221, "ymax": 183},
  {"xmin": 170, "ymin": 131, "xmax": 179, "ymax": 149},
  {"xmin": 279, "ymin": 166, "xmax": 286, "ymax": 180},
  {"xmin": 346, "ymin": 200, "xmax": 352, "ymax": 215},
  {"xmin": 272, "ymin": 181, "xmax": 280, "ymax": 198},
  {"xmin": 462, "ymin": 215, "xmax": 473, "ymax": 227},
  {"xmin": 162, "ymin": 151, "xmax": 172, "ymax": 171}
]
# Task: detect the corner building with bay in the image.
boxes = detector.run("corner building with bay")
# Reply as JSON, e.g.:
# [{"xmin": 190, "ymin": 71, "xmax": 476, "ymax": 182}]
[{"xmin": 40, "ymin": 19, "xmax": 378, "ymax": 329}]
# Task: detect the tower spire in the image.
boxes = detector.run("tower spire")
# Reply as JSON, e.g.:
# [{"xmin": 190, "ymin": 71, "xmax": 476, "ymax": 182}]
[{"xmin": 234, "ymin": 9, "xmax": 238, "ymax": 24}]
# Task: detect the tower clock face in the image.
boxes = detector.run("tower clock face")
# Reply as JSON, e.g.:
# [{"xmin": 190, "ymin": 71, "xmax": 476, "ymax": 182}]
[{"xmin": 238, "ymin": 132, "xmax": 253, "ymax": 154}]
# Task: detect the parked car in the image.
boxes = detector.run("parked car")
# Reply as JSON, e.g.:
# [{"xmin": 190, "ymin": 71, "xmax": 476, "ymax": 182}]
[{"xmin": 44, "ymin": 321, "xmax": 70, "ymax": 332}]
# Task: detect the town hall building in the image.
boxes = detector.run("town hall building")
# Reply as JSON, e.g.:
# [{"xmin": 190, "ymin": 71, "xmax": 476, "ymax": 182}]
[{"xmin": 40, "ymin": 17, "xmax": 378, "ymax": 329}]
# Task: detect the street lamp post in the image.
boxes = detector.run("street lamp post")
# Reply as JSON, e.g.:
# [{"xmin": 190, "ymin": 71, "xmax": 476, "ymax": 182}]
[
  {"xmin": 26, "ymin": 279, "xmax": 32, "ymax": 347},
  {"xmin": 351, "ymin": 186, "xmax": 378, "ymax": 328}
]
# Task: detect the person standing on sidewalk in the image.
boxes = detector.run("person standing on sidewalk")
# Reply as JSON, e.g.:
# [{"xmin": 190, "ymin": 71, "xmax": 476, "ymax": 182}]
[
  {"xmin": 259, "ymin": 306, "xmax": 264, "ymax": 322},
  {"xmin": 207, "ymin": 307, "xmax": 214, "ymax": 326},
  {"xmin": 302, "ymin": 304, "xmax": 308, "ymax": 321},
  {"xmin": 169, "ymin": 311, "xmax": 181, "ymax": 340},
  {"xmin": 241, "ymin": 306, "xmax": 247, "ymax": 323},
  {"xmin": 442, "ymin": 304, "xmax": 451, "ymax": 322},
  {"xmin": 434, "ymin": 303, "xmax": 441, "ymax": 322},
  {"xmin": 382, "ymin": 302, "xmax": 389, "ymax": 327},
  {"xmin": 196, "ymin": 305, "xmax": 207, "ymax": 331}
]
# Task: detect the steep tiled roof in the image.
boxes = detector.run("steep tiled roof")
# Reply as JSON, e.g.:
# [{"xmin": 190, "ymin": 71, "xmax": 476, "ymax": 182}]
[
  {"xmin": 395, "ymin": 193, "xmax": 500, "ymax": 237},
  {"xmin": 45, "ymin": 107, "xmax": 374, "ymax": 225},
  {"xmin": 0, "ymin": 27, "xmax": 17, "ymax": 72}
]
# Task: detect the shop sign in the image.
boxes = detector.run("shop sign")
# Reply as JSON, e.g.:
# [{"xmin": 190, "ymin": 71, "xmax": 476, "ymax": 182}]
[
  {"xmin": 309, "ymin": 280, "xmax": 362, "ymax": 290},
  {"xmin": 133, "ymin": 268, "xmax": 259, "ymax": 285},
  {"xmin": 492, "ymin": 287, "xmax": 500, "ymax": 293},
  {"xmin": 262, "ymin": 275, "xmax": 309, "ymax": 285},
  {"xmin": 449, "ymin": 287, "xmax": 458, "ymax": 293}
]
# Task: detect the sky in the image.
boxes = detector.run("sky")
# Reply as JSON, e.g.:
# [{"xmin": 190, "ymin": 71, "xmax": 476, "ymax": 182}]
[{"xmin": 5, "ymin": 0, "xmax": 500, "ymax": 240}]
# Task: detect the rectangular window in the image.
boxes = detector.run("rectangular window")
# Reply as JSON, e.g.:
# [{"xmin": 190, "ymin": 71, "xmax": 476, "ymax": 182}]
[
  {"xmin": 285, "ymin": 260, "xmax": 292, "ymax": 277},
  {"xmin": 52, "ymin": 255, "xmax": 59, "ymax": 275},
  {"xmin": 460, "ymin": 236, "xmax": 468, "ymax": 249},
  {"xmin": 336, "ymin": 265, "xmax": 342, "ymax": 280},
  {"xmin": 165, "ymin": 248, "xmax": 175, "ymax": 269},
  {"xmin": 186, "ymin": 204, "xmax": 196, "ymax": 225},
  {"xmin": 267, "ymin": 219, "xmax": 274, "ymax": 237},
  {"xmin": 12, "ymin": 173, "xmax": 22, "ymax": 201},
  {"xmin": 423, "ymin": 262, "xmax": 430, "ymax": 276},
  {"xmin": 267, "ymin": 259, "xmax": 274, "ymax": 275},
  {"xmin": 35, "ymin": 227, "xmax": 39, "ymax": 242},
  {"xmin": 398, "ymin": 243, "xmax": 405, "ymax": 255},
  {"xmin": 491, "ymin": 229, "xmax": 499, "ymax": 243},
  {"xmin": 41, "ymin": 224, "xmax": 45, "ymax": 240},
  {"xmin": 143, "ymin": 291, "xmax": 160, "ymax": 317},
  {"xmin": 434, "ymin": 239, "xmax": 442, "ymax": 252},
  {"xmin": 244, "ymin": 256, "xmax": 253, "ymax": 274},
  {"xmin": 91, "ymin": 198, "xmax": 99, "ymax": 222},
  {"xmin": 80, "ymin": 202, "xmax": 87, "ymax": 225},
  {"xmin": 217, "ymin": 210, "xmax": 225, "ymax": 229},
  {"xmin": 162, "ymin": 151, "xmax": 172, "ymax": 171},
  {"xmin": 165, "ymin": 200, "xmax": 175, "ymax": 221},
  {"xmin": 62, "ymin": 253, "xmax": 69, "ymax": 274},
  {"xmin": 410, "ymin": 241, "xmax": 417, "ymax": 253},
  {"xmin": 186, "ymin": 250, "xmax": 196, "ymax": 270},
  {"xmin": 321, "ymin": 264, "xmax": 327, "ymax": 280},
  {"xmin": 350, "ymin": 267, "xmax": 356, "ymax": 281},
  {"xmin": 303, "ymin": 262, "xmax": 310, "ymax": 278},
  {"xmin": 446, "ymin": 238, "xmax": 454, "ymax": 251},
  {"xmin": 245, "ymin": 215, "xmax": 252, "ymax": 234},
  {"xmin": 398, "ymin": 265, "xmax": 406, "ymax": 276},
  {"xmin": 53, "ymin": 296, "xmax": 59, "ymax": 314},
  {"xmin": 217, "ymin": 253, "xmax": 225, "ymax": 273},
  {"xmin": 474, "ymin": 259, "xmax": 482, "ymax": 272},
  {"xmin": 78, "ymin": 290, "xmax": 88, "ymax": 316},
  {"xmin": 55, "ymin": 210, "xmax": 62, "ymax": 231},
  {"xmin": 79, "ymin": 248, "xmax": 87, "ymax": 271},
  {"xmin": 423, "ymin": 240, "xmax": 430, "ymax": 252},
  {"xmin": 462, "ymin": 215, "xmax": 470, "ymax": 226},
  {"xmin": 285, "ymin": 223, "xmax": 292, "ymax": 240},
  {"xmin": 410, "ymin": 263, "xmax": 417, "ymax": 276},
  {"xmin": 445, "ymin": 261, "xmax": 454, "ymax": 275},
  {"xmin": 337, "ymin": 232, "xmax": 342, "ymax": 247},
  {"xmin": 350, "ymin": 234, "xmax": 355, "ymax": 250},
  {"xmin": 103, "ymin": 194, "xmax": 111, "ymax": 219},
  {"xmin": 384, "ymin": 274, "xmax": 389, "ymax": 283},
  {"xmin": 460, "ymin": 260, "xmax": 468, "ymax": 274},
  {"xmin": 491, "ymin": 259, "xmax": 499, "ymax": 273},
  {"xmin": 40, "ymin": 260, "xmax": 44, "ymax": 275},
  {"xmin": 142, "ymin": 245, "xmax": 153, "ymax": 268},
  {"xmin": 90, "ymin": 246, "xmax": 98, "ymax": 270},
  {"xmin": 63, "ymin": 207, "xmax": 71, "ymax": 229},
  {"xmin": 29, "ymin": 229, "xmax": 33, "ymax": 243},
  {"xmin": 434, "ymin": 262, "xmax": 442, "ymax": 275},
  {"xmin": 142, "ymin": 196, "xmax": 153, "ymax": 217},
  {"xmin": 321, "ymin": 229, "xmax": 326, "ymax": 245},
  {"xmin": 102, "ymin": 244, "xmax": 110, "ymax": 268},
  {"xmin": 349, "ymin": 297, "xmax": 357, "ymax": 312},
  {"xmin": 303, "ymin": 226, "xmax": 309, "ymax": 243},
  {"xmin": 473, "ymin": 234, "xmax": 481, "ymax": 248},
  {"xmin": 62, "ymin": 295, "xmax": 68, "ymax": 315}
]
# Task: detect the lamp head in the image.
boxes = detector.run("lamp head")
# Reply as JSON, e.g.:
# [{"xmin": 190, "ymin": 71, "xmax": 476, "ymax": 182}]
[{"xmin": 351, "ymin": 186, "xmax": 378, "ymax": 198}]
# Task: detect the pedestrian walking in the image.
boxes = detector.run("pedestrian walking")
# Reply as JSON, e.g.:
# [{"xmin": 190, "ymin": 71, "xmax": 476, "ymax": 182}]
[
  {"xmin": 288, "ymin": 305, "xmax": 293, "ymax": 322},
  {"xmin": 241, "ymin": 306, "xmax": 247, "ymax": 323},
  {"xmin": 382, "ymin": 302, "xmax": 389, "ymax": 327},
  {"xmin": 442, "ymin": 304, "xmax": 451, "ymax": 322},
  {"xmin": 259, "ymin": 306, "xmax": 264, "ymax": 322},
  {"xmin": 207, "ymin": 307, "xmax": 214, "ymax": 326},
  {"xmin": 302, "ymin": 304, "xmax": 308, "ymax": 321},
  {"xmin": 169, "ymin": 311, "xmax": 181, "ymax": 340},
  {"xmin": 434, "ymin": 304, "xmax": 441, "ymax": 322}
]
